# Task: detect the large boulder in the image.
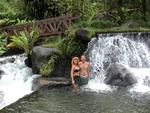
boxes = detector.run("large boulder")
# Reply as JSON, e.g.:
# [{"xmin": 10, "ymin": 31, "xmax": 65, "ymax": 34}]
[
  {"xmin": 31, "ymin": 46, "xmax": 58, "ymax": 74},
  {"xmin": 75, "ymin": 28, "xmax": 90, "ymax": 43},
  {"xmin": 104, "ymin": 63, "xmax": 137, "ymax": 87}
]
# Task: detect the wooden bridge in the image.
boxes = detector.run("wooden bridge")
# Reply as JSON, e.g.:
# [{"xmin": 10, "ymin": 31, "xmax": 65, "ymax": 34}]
[{"xmin": 1, "ymin": 15, "xmax": 78, "ymax": 37}]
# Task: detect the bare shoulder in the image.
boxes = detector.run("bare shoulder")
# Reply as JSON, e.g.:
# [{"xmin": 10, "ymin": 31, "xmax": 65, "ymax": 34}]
[{"xmin": 79, "ymin": 62, "xmax": 82, "ymax": 65}]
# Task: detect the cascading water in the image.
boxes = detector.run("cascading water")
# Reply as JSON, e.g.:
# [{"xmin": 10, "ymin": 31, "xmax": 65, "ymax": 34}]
[
  {"xmin": 0, "ymin": 54, "xmax": 39, "ymax": 110},
  {"xmin": 85, "ymin": 33, "xmax": 150, "ymax": 93}
]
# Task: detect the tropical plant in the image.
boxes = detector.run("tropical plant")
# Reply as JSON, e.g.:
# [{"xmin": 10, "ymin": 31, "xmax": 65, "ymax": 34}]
[
  {"xmin": 41, "ymin": 37, "xmax": 65, "ymax": 55},
  {"xmin": 23, "ymin": 0, "xmax": 98, "ymax": 20},
  {"xmin": 40, "ymin": 55, "xmax": 59, "ymax": 77},
  {"xmin": 0, "ymin": 33, "xmax": 7, "ymax": 55},
  {"xmin": 0, "ymin": 0, "xmax": 25, "ymax": 19},
  {"xmin": 16, "ymin": 18, "xmax": 34, "ymax": 25},
  {"xmin": 7, "ymin": 28, "xmax": 39, "ymax": 55}
]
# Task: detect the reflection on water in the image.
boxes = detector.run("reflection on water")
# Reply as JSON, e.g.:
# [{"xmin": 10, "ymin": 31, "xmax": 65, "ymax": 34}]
[{"xmin": 1, "ymin": 87, "xmax": 150, "ymax": 113}]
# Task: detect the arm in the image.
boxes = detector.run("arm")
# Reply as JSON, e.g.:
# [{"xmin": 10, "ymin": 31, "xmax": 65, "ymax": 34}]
[
  {"xmin": 70, "ymin": 66, "xmax": 75, "ymax": 84},
  {"xmin": 87, "ymin": 63, "xmax": 90, "ymax": 77}
]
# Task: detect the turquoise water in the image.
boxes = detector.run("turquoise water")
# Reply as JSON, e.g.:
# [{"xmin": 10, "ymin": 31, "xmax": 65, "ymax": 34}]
[{"xmin": 1, "ymin": 87, "xmax": 150, "ymax": 113}]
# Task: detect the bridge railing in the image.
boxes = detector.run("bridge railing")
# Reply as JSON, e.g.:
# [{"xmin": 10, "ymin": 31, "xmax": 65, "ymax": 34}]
[{"xmin": 0, "ymin": 15, "xmax": 78, "ymax": 37}]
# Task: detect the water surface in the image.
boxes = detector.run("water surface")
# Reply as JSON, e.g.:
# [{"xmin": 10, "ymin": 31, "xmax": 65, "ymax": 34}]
[{"xmin": 1, "ymin": 87, "xmax": 150, "ymax": 113}]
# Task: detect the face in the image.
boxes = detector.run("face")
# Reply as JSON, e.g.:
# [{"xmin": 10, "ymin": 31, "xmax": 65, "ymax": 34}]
[
  {"xmin": 73, "ymin": 59, "xmax": 78, "ymax": 65},
  {"xmin": 81, "ymin": 55, "xmax": 86, "ymax": 62}
]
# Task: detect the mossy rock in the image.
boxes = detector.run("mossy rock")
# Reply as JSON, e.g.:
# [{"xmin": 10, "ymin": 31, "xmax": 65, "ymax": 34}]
[{"xmin": 31, "ymin": 46, "xmax": 60, "ymax": 75}]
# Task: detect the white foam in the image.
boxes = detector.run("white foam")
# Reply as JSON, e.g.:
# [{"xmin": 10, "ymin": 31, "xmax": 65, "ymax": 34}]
[
  {"xmin": 0, "ymin": 55, "xmax": 38, "ymax": 109},
  {"xmin": 85, "ymin": 34, "xmax": 150, "ymax": 94}
]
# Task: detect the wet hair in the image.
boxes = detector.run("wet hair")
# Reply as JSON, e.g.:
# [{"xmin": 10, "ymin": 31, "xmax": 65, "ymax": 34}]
[{"xmin": 71, "ymin": 57, "xmax": 79, "ymax": 66}]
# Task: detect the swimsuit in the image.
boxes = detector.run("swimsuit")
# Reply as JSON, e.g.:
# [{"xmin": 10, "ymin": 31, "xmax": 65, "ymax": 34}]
[
  {"xmin": 73, "ymin": 67, "xmax": 89, "ymax": 86},
  {"xmin": 74, "ymin": 67, "xmax": 80, "ymax": 73},
  {"xmin": 80, "ymin": 75, "xmax": 89, "ymax": 85},
  {"xmin": 73, "ymin": 66, "xmax": 81, "ymax": 85}
]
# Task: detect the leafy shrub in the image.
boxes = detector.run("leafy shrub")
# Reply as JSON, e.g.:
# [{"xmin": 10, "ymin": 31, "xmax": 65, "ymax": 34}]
[
  {"xmin": 0, "ymin": 33, "xmax": 7, "ymax": 55},
  {"xmin": 91, "ymin": 19, "xmax": 118, "ymax": 29},
  {"xmin": 0, "ymin": 0, "xmax": 24, "ymax": 19},
  {"xmin": 7, "ymin": 28, "xmax": 39, "ymax": 55},
  {"xmin": 24, "ymin": 0, "xmax": 98, "ymax": 20},
  {"xmin": 40, "ymin": 55, "xmax": 59, "ymax": 77},
  {"xmin": 16, "ymin": 18, "xmax": 34, "ymax": 25}
]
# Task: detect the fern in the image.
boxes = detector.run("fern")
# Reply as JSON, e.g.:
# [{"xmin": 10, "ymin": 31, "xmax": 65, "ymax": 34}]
[
  {"xmin": 7, "ymin": 28, "xmax": 39, "ymax": 55},
  {"xmin": 40, "ymin": 55, "xmax": 59, "ymax": 77}
]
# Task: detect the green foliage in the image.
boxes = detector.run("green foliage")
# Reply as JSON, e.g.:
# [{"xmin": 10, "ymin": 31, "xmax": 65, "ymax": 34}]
[
  {"xmin": 24, "ymin": 0, "xmax": 98, "ymax": 20},
  {"xmin": 8, "ymin": 32, "xmax": 30, "ymax": 54},
  {"xmin": 0, "ymin": 33, "xmax": 7, "ymax": 55},
  {"xmin": 40, "ymin": 55, "xmax": 59, "ymax": 77},
  {"xmin": 7, "ymin": 28, "xmax": 39, "ymax": 55},
  {"xmin": 16, "ymin": 18, "xmax": 34, "ymax": 25},
  {"xmin": 91, "ymin": 19, "xmax": 118, "ymax": 29},
  {"xmin": 68, "ymin": 0, "xmax": 98, "ymax": 20},
  {"xmin": 0, "ymin": 0, "xmax": 25, "ymax": 19},
  {"xmin": 41, "ymin": 37, "xmax": 64, "ymax": 56}
]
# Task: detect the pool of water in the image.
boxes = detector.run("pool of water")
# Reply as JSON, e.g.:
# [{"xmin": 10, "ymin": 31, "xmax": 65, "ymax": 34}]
[{"xmin": 1, "ymin": 87, "xmax": 150, "ymax": 113}]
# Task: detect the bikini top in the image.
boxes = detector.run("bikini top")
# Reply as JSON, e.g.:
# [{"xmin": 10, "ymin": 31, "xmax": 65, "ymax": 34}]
[{"xmin": 74, "ymin": 66, "xmax": 80, "ymax": 72}]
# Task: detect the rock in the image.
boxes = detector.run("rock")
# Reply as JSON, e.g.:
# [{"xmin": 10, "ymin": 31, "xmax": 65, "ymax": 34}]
[
  {"xmin": 0, "ymin": 48, "xmax": 24, "ymax": 57},
  {"xmin": 75, "ymin": 28, "xmax": 90, "ymax": 43},
  {"xmin": 104, "ymin": 63, "xmax": 137, "ymax": 87},
  {"xmin": 38, "ymin": 77, "xmax": 71, "ymax": 89},
  {"xmin": 25, "ymin": 54, "xmax": 32, "ymax": 68},
  {"xmin": 92, "ymin": 12, "xmax": 115, "ymax": 21},
  {"xmin": 31, "ymin": 75, "xmax": 41, "ymax": 91},
  {"xmin": 0, "ymin": 70, "xmax": 5, "ymax": 79},
  {"xmin": 31, "ymin": 46, "xmax": 58, "ymax": 74},
  {"xmin": 0, "ymin": 58, "xmax": 15, "ymax": 64},
  {"xmin": 0, "ymin": 70, "xmax": 4, "ymax": 75}
]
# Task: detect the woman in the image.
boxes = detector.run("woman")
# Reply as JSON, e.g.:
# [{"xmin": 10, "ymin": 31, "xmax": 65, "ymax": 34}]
[{"xmin": 70, "ymin": 57, "xmax": 81, "ymax": 88}]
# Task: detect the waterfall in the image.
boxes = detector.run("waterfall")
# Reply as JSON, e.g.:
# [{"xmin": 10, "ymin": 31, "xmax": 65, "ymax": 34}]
[
  {"xmin": 0, "ymin": 54, "xmax": 40, "ymax": 110},
  {"xmin": 85, "ymin": 33, "xmax": 150, "ymax": 93}
]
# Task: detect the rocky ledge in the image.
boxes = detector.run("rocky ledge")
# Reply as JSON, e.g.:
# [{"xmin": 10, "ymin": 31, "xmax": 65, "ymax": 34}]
[{"xmin": 38, "ymin": 77, "xmax": 71, "ymax": 89}]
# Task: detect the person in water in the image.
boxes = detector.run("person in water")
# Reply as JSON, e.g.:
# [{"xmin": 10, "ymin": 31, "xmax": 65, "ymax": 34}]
[
  {"xmin": 79, "ymin": 55, "xmax": 90, "ymax": 85},
  {"xmin": 70, "ymin": 57, "xmax": 81, "ymax": 90}
]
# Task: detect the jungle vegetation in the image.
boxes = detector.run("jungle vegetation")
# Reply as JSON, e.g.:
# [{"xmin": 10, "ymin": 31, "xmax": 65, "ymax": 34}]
[{"xmin": 1, "ymin": 0, "xmax": 150, "ymax": 76}]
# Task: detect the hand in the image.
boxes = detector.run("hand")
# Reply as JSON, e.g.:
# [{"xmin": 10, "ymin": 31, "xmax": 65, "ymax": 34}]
[{"xmin": 72, "ymin": 80, "xmax": 75, "ymax": 84}]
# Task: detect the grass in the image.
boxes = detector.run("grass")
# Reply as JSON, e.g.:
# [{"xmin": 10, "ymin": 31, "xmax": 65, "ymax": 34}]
[
  {"xmin": 41, "ymin": 37, "xmax": 64, "ymax": 56},
  {"xmin": 86, "ymin": 27, "xmax": 150, "ymax": 34}
]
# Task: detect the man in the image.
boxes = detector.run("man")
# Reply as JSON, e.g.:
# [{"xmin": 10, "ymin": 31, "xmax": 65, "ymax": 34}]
[{"xmin": 79, "ymin": 55, "xmax": 90, "ymax": 85}]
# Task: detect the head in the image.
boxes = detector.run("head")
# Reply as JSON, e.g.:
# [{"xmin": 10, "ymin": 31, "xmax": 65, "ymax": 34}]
[
  {"xmin": 80, "ymin": 55, "xmax": 86, "ymax": 62},
  {"xmin": 71, "ymin": 57, "xmax": 79, "ymax": 66}
]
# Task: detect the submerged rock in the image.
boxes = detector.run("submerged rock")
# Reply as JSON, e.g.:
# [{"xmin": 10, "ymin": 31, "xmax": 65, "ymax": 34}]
[{"xmin": 104, "ymin": 63, "xmax": 137, "ymax": 87}]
